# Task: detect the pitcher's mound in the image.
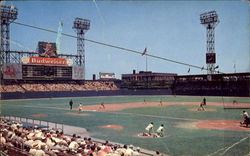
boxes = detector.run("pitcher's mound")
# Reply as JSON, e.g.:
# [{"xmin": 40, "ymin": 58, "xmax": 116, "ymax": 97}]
[{"xmin": 99, "ymin": 125, "xmax": 124, "ymax": 130}]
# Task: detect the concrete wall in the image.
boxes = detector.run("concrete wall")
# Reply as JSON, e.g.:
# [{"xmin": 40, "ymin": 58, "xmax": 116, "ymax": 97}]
[{"xmin": 1, "ymin": 89, "xmax": 172, "ymax": 100}]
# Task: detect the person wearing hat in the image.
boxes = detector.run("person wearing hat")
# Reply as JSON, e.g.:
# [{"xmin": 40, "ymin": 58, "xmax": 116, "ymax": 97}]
[
  {"xmin": 34, "ymin": 145, "xmax": 46, "ymax": 156},
  {"xmin": 133, "ymin": 147, "xmax": 140, "ymax": 156},
  {"xmin": 240, "ymin": 110, "xmax": 250, "ymax": 127},
  {"xmin": 68, "ymin": 138, "xmax": 79, "ymax": 151},
  {"xmin": 145, "ymin": 122, "xmax": 154, "ymax": 135},
  {"xmin": 156, "ymin": 124, "xmax": 165, "ymax": 137},
  {"xmin": 69, "ymin": 99, "xmax": 73, "ymax": 110},
  {"xmin": 124, "ymin": 144, "xmax": 134, "ymax": 156}
]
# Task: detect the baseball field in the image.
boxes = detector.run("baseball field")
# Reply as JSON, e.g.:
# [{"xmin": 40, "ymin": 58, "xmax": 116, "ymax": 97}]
[{"xmin": 1, "ymin": 95, "xmax": 250, "ymax": 156}]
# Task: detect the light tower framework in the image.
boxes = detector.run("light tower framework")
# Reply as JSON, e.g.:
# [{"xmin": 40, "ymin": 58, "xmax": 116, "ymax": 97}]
[
  {"xmin": 200, "ymin": 11, "xmax": 219, "ymax": 74},
  {"xmin": 73, "ymin": 18, "xmax": 90, "ymax": 79},
  {"xmin": 0, "ymin": 5, "xmax": 18, "ymax": 64}
]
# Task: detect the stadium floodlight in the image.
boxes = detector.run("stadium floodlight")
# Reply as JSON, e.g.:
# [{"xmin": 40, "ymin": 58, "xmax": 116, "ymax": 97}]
[
  {"xmin": 200, "ymin": 10, "xmax": 219, "ymax": 74},
  {"xmin": 0, "ymin": 5, "xmax": 18, "ymax": 64},
  {"xmin": 72, "ymin": 18, "xmax": 90, "ymax": 79},
  {"xmin": 73, "ymin": 18, "xmax": 90, "ymax": 31},
  {"xmin": 200, "ymin": 11, "xmax": 219, "ymax": 25}
]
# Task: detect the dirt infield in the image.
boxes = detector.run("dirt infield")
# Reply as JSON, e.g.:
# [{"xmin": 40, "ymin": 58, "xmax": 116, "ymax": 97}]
[
  {"xmin": 99, "ymin": 124, "xmax": 124, "ymax": 130},
  {"xmin": 188, "ymin": 108, "xmax": 217, "ymax": 112},
  {"xmin": 136, "ymin": 133, "xmax": 167, "ymax": 138},
  {"xmin": 77, "ymin": 102, "xmax": 250, "ymax": 132},
  {"xmin": 175, "ymin": 120, "xmax": 250, "ymax": 131},
  {"xmin": 80, "ymin": 102, "xmax": 250, "ymax": 112},
  {"xmin": 196, "ymin": 120, "xmax": 250, "ymax": 131},
  {"xmin": 64, "ymin": 112, "xmax": 90, "ymax": 116},
  {"xmin": 31, "ymin": 114, "xmax": 48, "ymax": 117}
]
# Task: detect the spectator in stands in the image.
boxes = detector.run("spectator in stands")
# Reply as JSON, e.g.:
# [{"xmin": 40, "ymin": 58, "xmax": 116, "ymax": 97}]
[
  {"xmin": 124, "ymin": 144, "xmax": 134, "ymax": 156},
  {"xmin": 0, "ymin": 132, "xmax": 6, "ymax": 144},
  {"xmin": 133, "ymin": 147, "xmax": 140, "ymax": 156},
  {"xmin": 155, "ymin": 150, "xmax": 164, "ymax": 156}
]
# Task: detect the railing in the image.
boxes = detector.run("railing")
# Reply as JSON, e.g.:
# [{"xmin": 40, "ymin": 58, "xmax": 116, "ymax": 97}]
[{"xmin": 0, "ymin": 115, "xmax": 64, "ymax": 132}]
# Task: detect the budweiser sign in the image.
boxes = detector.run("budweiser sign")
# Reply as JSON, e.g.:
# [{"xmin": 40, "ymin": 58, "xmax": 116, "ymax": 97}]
[{"xmin": 24, "ymin": 57, "xmax": 72, "ymax": 66}]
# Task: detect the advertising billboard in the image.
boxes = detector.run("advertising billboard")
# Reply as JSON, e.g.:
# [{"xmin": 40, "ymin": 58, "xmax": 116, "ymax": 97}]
[
  {"xmin": 37, "ymin": 41, "xmax": 57, "ymax": 58},
  {"xmin": 3, "ymin": 63, "xmax": 22, "ymax": 79},
  {"xmin": 206, "ymin": 53, "xmax": 216, "ymax": 64},
  {"xmin": 99, "ymin": 72, "xmax": 115, "ymax": 80},
  {"xmin": 22, "ymin": 56, "xmax": 73, "ymax": 66},
  {"xmin": 72, "ymin": 66, "xmax": 84, "ymax": 80}
]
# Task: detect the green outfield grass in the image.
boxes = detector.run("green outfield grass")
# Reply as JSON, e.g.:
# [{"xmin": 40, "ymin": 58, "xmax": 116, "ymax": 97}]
[{"xmin": 1, "ymin": 95, "xmax": 250, "ymax": 156}]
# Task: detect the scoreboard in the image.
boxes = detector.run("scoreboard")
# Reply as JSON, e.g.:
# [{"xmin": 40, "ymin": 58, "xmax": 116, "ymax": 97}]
[
  {"xmin": 2, "ymin": 56, "xmax": 84, "ymax": 80},
  {"xmin": 206, "ymin": 53, "xmax": 216, "ymax": 64}
]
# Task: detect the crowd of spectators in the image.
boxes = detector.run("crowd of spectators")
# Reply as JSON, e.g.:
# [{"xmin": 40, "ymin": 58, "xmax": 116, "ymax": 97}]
[
  {"xmin": 0, "ymin": 84, "xmax": 25, "ymax": 92},
  {"xmin": 0, "ymin": 119, "xmax": 147, "ymax": 156},
  {"xmin": 0, "ymin": 81, "xmax": 119, "ymax": 93}
]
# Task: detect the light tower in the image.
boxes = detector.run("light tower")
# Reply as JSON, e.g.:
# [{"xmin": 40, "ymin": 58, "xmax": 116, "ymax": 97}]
[
  {"xmin": 200, "ymin": 11, "xmax": 219, "ymax": 74},
  {"xmin": 73, "ymin": 18, "xmax": 90, "ymax": 79},
  {"xmin": 0, "ymin": 5, "xmax": 18, "ymax": 64}
]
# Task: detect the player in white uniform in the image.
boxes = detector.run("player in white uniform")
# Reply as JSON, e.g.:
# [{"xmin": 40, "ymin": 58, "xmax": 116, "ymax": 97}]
[
  {"xmin": 145, "ymin": 122, "xmax": 154, "ymax": 135},
  {"xmin": 156, "ymin": 124, "xmax": 165, "ymax": 137}
]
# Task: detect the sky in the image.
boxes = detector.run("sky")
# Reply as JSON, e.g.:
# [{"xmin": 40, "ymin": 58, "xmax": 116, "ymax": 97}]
[{"xmin": 3, "ymin": 0, "xmax": 250, "ymax": 79}]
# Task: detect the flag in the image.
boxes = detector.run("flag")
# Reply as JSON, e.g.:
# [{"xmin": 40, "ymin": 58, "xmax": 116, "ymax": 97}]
[
  {"xmin": 56, "ymin": 20, "xmax": 63, "ymax": 55},
  {"xmin": 188, "ymin": 68, "xmax": 190, "ymax": 73},
  {"xmin": 233, "ymin": 63, "xmax": 236, "ymax": 73},
  {"xmin": 142, "ymin": 48, "xmax": 147, "ymax": 56}
]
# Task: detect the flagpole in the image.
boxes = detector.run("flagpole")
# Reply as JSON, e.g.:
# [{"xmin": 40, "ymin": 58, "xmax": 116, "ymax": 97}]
[{"xmin": 146, "ymin": 55, "xmax": 148, "ymax": 71}]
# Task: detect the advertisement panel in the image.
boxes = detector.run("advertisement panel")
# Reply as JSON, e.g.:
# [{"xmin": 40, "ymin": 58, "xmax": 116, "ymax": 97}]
[
  {"xmin": 3, "ymin": 63, "xmax": 22, "ymax": 79},
  {"xmin": 72, "ymin": 66, "xmax": 84, "ymax": 80},
  {"xmin": 22, "ymin": 56, "xmax": 73, "ymax": 66},
  {"xmin": 206, "ymin": 53, "xmax": 216, "ymax": 64},
  {"xmin": 99, "ymin": 72, "xmax": 115, "ymax": 80},
  {"xmin": 37, "ymin": 41, "xmax": 57, "ymax": 58}
]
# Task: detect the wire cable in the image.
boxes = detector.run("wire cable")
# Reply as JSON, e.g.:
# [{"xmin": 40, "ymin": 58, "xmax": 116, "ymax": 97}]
[{"xmin": 13, "ymin": 21, "xmax": 223, "ymax": 73}]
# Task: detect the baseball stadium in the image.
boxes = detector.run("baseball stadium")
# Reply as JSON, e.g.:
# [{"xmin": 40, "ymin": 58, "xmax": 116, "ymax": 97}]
[{"xmin": 0, "ymin": 1, "xmax": 250, "ymax": 156}]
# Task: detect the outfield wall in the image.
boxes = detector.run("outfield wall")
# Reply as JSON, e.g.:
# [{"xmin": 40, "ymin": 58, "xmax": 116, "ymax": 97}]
[{"xmin": 0, "ymin": 89, "xmax": 172, "ymax": 100}]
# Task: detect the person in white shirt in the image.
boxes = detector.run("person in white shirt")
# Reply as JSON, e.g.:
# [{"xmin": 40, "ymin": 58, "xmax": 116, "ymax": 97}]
[
  {"xmin": 68, "ymin": 138, "xmax": 79, "ymax": 151},
  {"xmin": 0, "ymin": 133, "xmax": 6, "ymax": 144},
  {"xmin": 145, "ymin": 122, "xmax": 154, "ymax": 135},
  {"xmin": 78, "ymin": 104, "xmax": 83, "ymax": 112},
  {"xmin": 243, "ymin": 111, "xmax": 249, "ymax": 118},
  {"xmin": 156, "ymin": 124, "xmax": 165, "ymax": 137},
  {"xmin": 34, "ymin": 145, "xmax": 46, "ymax": 156},
  {"xmin": 241, "ymin": 111, "xmax": 250, "ymax": 127}
]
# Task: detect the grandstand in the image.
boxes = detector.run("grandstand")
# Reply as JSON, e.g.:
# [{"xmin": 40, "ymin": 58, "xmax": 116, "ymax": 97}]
[{"xmin": 0, "ymin": 116, "xmax": 152, "ymax": 156}]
